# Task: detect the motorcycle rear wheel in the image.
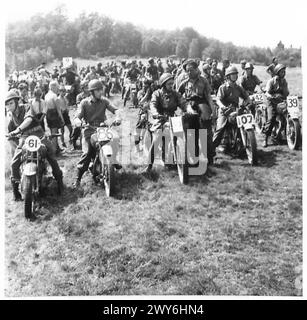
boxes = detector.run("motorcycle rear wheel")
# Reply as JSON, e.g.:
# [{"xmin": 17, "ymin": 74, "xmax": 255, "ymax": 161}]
[
  {"xmin": 255, "ymin": 107, "xmax": 265, "ymax": 133},
  {"xmin": 287, "ymin": 118, "xmax": 301, "ymax": 150}
]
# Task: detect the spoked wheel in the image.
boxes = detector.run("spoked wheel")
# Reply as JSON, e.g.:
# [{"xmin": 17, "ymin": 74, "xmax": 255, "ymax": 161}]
[
  {"xmin": 103, "ymin": 161, "xmax": 115, "ymax": 197},
  {"xmin": 243, "ymin": 129, "xmax": 258, "ymax": 165},
  {"xmin": 174, "ymin": 135, "xmax": 188, "ymax": 185},
  {"xmin": 24, "ymin": 176, "xmax": 36, "ymax": 220},
  {"xmin": 255, "ymin": 108, "xmax": 265, "ymax": 133},
  {"xmin": 287, "ymin": 118, "xmax": 301, "ymax": 150}
]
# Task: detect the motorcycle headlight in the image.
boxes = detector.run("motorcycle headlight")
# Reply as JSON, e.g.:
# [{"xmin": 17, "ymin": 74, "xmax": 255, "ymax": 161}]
[{"xmin": 107, "ymin": 131, "xmax": 113, "ymax": 140}]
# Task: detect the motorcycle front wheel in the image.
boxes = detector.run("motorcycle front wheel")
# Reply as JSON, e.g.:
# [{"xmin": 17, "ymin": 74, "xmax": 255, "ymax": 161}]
[
  {"xmin": 174, "ymin": 135, "xmax": 189, "ymax": 185},
  {"xmin": 243, "ymin": 129, "xmax": 258, "ymax": 165},
  {"xmin": 287, "ymin": 118, "xmax": 301, "ymax": 150},
  {"xmin": 104, "ymin": 161, "xmax": 115, "ymax": 197},
  {"xmin": 24, "ymin": 176, "xmax": 35, "ymax": 220}
]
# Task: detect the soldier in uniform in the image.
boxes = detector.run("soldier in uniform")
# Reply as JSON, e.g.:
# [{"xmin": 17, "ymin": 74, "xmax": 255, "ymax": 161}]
[
  {"xmin": 239, "ymin": 63, "xmax": 262, "ymax": 95},
  {"xmin": 143, "ymin": 73, "xmax": 186, "ymax": 173},
  {"xmin": 212, "ymin": 66, "xmax": 250, "ymax": 154},
  {"xmin": 73, "ymin": 80, "xmax": 122, "ymax": 187},
  {"xmin": 178, "ymin": 59, "xmax": 215, "ymax": 165}
]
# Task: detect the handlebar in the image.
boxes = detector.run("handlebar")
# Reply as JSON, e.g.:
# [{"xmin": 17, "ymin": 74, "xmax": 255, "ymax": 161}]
[{"xmin": 80, "ymin": 120, "xmax": 121, "ymax": 129}]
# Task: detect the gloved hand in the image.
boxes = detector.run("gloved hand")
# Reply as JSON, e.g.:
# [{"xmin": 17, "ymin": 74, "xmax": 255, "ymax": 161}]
[
  {"xmin": 8, "ymin": 128, "xmax": 21, "ymax": 137},
  {"xmin": 222, "ymin": 106, "xmax": 233, "ymax": 116}
]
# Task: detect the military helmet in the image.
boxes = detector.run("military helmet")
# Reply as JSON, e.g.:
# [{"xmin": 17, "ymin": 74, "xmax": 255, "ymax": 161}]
[
  {"xmin": 159, "ymin": 73, "xmax": 174, "ymax": 87},
  {"xmin": 88, "ymin": 79, "xmax": 103, "ymax": 91},
  {"xmin": 225, "ymin": 66, "xmax": 239, "ymax": 77},
  {"xmin": 183, "ymin": 59, "xmax": 198, "ymax": 71},
  {"xmin": 148, "ymin": 57, "xmax": 154, "ymax": 64},
  {"xmin": 5, "ymin": 90, "xmax": 20, "ymax": 104},
  {"xmin": 244, "ymin": 63, "xmax": 254, "ymax": 70},
  {"xmin": 274, "ymin": 64, "xmax": 286, "ymax": 75}
]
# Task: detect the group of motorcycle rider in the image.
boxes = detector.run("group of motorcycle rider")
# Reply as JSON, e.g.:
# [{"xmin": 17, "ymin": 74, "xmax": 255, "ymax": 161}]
[{"xmin": 5, "ymin": 55, "xmax": 290, "ymax": 201}]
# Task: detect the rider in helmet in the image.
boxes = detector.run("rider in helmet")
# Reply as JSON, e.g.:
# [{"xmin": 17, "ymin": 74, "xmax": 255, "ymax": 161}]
[
  {"xmin": 143, "ymin": 73, "xmax": 186, "ymax": 173},
  {"xmin": 212, "ymin": 65, "xmax": 250, "ymax": 154},
  {"xmin": 73, "ymin": 79, "xmax": 122, "ymax": 187},
  {"xmin": 262, "ymin": 64, "xmax": 289, "ymax": 147},
  {"xmin": 6, "ymin": 90, "xmax": 64, "ymax": 202},
  {"xmin": 178, "ymin": 59, "xmax": 216, "ymax": 165},
  {"xmin": 239, "ymin": 63, "xmax": 262, "ymax": 95},
  {"xmin": 5, "ymin": 90, "xmax": 25, "ymax": 158}
]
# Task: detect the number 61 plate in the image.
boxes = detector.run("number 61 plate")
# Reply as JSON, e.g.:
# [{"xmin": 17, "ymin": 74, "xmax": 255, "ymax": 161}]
[
  {"xmin": 24, "ymin": 135, "xmax": 41, "ymax": 152},
  {"xmin": 236, "ymin": 114, "xmax": 255, "ymax": 129}
]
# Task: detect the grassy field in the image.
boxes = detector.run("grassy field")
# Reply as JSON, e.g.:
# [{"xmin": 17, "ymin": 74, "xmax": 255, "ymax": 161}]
[{"xmin": 4, "ymin": 60, "xmax": 302, "ymax": 296}]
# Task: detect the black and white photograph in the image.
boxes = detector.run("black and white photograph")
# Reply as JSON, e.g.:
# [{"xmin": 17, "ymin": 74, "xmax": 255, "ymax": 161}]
[{"xmin": 2, "ymin": 0, "xmax": 304, "ymax": 298}]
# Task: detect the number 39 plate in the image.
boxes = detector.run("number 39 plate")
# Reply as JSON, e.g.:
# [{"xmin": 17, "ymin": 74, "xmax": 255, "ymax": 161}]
[
  {"xmin": 236, "ymin": 114, "xmax": 255, "ymax": 129},
  {"xmin": 287, "ymin": 96, "xmax": 300, "ymax": 118},
  {"xmin": 24, "ymin": 136, "xmax": 41, "ymax": 152}
]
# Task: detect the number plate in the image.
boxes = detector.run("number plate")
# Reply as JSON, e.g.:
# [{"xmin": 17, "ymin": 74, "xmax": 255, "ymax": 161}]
[
  {"xmin": 170, "ymin": 116, "xmax": 184, "ymax": 133},
  {"xmin": 24, "ymin": 135, "xmax": 41, "ymax": 152},
  {"xmin": 287, "ymin": 96, "xmax": 300, "ymax": 118},
  {"xmin": 237, "ymin": 114, "xmax": 255, "ymax": 129},
  {"xmin": 254, "ymin": 93, "xmax": 264, "ymax": 103}
]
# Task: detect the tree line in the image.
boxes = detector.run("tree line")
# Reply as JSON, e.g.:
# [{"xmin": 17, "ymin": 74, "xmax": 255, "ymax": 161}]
[{"xmin": 5, "ymin": 5, "xmax": 301, "ymax": 73}]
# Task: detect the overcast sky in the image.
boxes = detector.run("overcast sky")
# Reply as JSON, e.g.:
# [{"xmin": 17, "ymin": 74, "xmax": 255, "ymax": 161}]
[{"xmin": 3, "ymin": 0, "xmax": 306, "ymax": 48}]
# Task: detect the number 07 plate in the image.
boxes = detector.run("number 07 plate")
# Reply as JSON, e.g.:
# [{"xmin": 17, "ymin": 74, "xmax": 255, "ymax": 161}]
[{"xmin": 24, "ymin": 135, "xmax": 41, "ymax": 152}]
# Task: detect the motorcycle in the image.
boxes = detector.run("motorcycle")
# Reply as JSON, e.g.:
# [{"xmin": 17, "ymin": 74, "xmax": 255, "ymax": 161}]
[
  {"xmin": 251, "ymin": 92, "xmax": 267, "ymax": 133},
  {"xmin": 273, "ymin": 96, "xmax": 302, "ymax": 150},
  {"xmin": 87, "ymin": 121, "xmax": 121, "ymax": 197},
  {"xmin": 223, "ymin": 106, "xmax": 258, "ymax": 165},
  {"xmin": 7, "ymin": 133, "xmax": 61, "ymax": 220}
]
